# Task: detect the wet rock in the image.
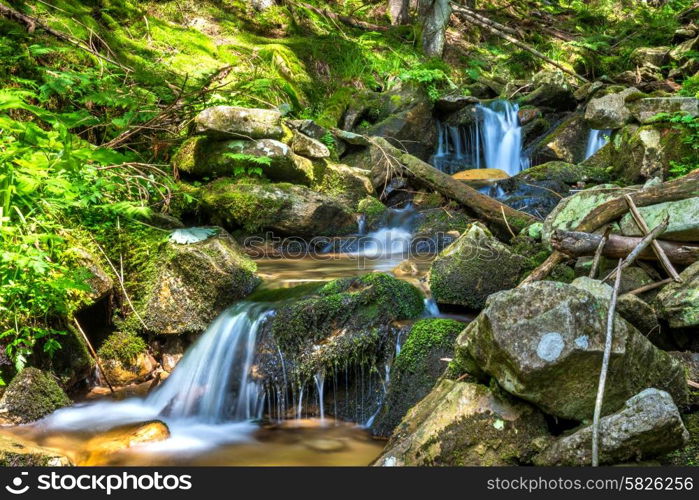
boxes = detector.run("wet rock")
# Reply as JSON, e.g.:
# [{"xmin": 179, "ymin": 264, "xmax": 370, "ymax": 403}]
[
  {"xmin": 0, "ymin": 368, "xmax": 71, "ymax": 424},
  {"xmin": 259, "ymin": 273, "xmax": 425, "ymax": 381},
  {"xmin": 532, "ymin": 114, "xmax": 591, "ymax": 164},
  {"xmin": 81, "ymin": 420, "xmax": 170, "ymax": 465},
  {"xmin": 452, "ymin": 168, "xmax": 509, "ymax": 189},
  {"xmin": 374, "ymin": 380, "xmax": 550, "ymax": 466},
  {"xmin": 511, "ymin": 160, "xmax": 610, "ymax": 188},
  {"xmin": 619, "ymin": 198, "xmax": 699, "ymax": 242},
  {"xmin": 630, "ymin": 97, "xmax": 699, "ymax": 124},
  {"xmin": 656, "ymin": 261, "xmax": 699, "ymax": 329},
  {"xmin": 584, "ymin": 87, "xmax": 641, "ymax": 129},
  {"xmin": 343, "ymin": 83, "xmax": 437, "ymax": 160},
  {"xmin": 517, "ymin": 106, "xmax": 542, "ymax": 125},
  {"xmin": 455, "ymin": 281, "xmax": 688, "ymax": 421},
  {"xmin": 194, "ymin": 106, "xmax": 283, "ymax": 140},
  {"xmin": 98, "ymin": 332, "xmax": 157, "ymax": 386},
  {"xmin": 534, "ymin": 389, "xmax": 688, "ymax": 466},
  {"xmin": 372, "ymin": 319, "xmax": 464, "ymax": 437},
  {"xmin": 435, "ymin": 93, "xmax": 478, "ymax": 113},
  {"xmin": 541, "ymin": 185, "xmax": 621, "ymax": 248},
  {"xmin": 669, "ymin": 36, "xmax": 699, "ymax": 63},
  {"xmin": 630, "ymin": 47, "xmax": 670, "ymax": 68},
  {"xmin": 315, "ymin": 163, "xmax": 374, "ymax": 206},
  {"xmin": 160, "ymin": 337, "xmax": 184, "ymax": 373},
  {"xmin": 201, "ymin": 180, "xmax": 357, "ymax": 237},
  {"xmin": 173, "ymin": 136, "xmax": 315, "ymax": 184},
  {"xmin": 429, "ymin": 223, "xmax": 527, "ymax": 310},
  {"xmin": 137, "ymin": 228, "xmax": 260, "ymax": 335},
  {"xmin": 305, "ymin": 438, "xmax": 347, "ymax": 453},
  {"xmin": 0, "ymin": 434, "xmax": 72, "ymax": 466},
  {"xmin": 520, "ymin": 83, "xmax": 576, "ymax": 111},
  {"xmin": 290, "ymin": 130, "xmax": 330, "ymax": 159}
]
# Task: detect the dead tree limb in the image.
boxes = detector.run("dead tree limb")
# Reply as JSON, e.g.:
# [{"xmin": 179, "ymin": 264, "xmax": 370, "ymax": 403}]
[
  {"xmin": 600, "ymin": 215, "xmax": 669, "ymax": 283},
  {"xmin": 451, "ymin": 4, "xmax": 589, "ymax": 83},
  {"xmin": 451, "ymin": 4, "xmax": 521, "ymax": 37},
  {"xmin": 368, "ymin": 137, "xmax": 537, "ymax": 238},
  {"xmin": 521, "ymin": 171, "xmax": 699, "ymax": 285},
  {"xmin": 552, "ymin": 230, "xmax": 699, "ymax": 266},
  {"xmin": 0, "ymin": 4, "xmax": 131, "ymax": 72},
  {"xmin": 592, "ymin": 260, "xmax": 623, "ymax": 467},
  {"xmin": 589, "ymin": 226, "xmax": 612, "ymax": 278},
  {"xmin": 624, "ymin": 194, "xmax": 682, "ymax": 282},
  {"xmin": 627, "ymin": 278, "xmax": 674, "ymax": 296},
  {"xmin": 292, "ymin": 2, "xmax": 389, "ymax": 31},
  {"xmin": 73, "ymin": 318, "xmax": 115, "ymax": 394}
]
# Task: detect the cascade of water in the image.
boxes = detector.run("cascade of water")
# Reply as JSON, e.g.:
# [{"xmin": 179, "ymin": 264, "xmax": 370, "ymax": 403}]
[
  {"xmin": 423, "ymin": 297, "xmax": 440, "ymax": 317},
  {"xmin": 477, "ymin": 100, "xmax": 526, "ymax": 176},
  {"xmin": 348, "ymin": 204, "xmax": 416, "ymax": 261},
  {"xmin": 314, "ymin": 371, "xmax": 325, "ymax": 422},
  {"xmin": 585, "ymin": 129, "xmax": 611, "ymax": 159}
]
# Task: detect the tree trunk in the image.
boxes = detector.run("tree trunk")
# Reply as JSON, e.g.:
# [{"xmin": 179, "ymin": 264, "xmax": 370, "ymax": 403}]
[
  {"xmin": 551, "ymin": 230, "xmax": 699, "ymax": 266},
  {"xmin": 422, "ymin": 0, "xmax": 451, "ymax": 57},
  {"xmin": 388, "ymin": 0, "xmax": 411, "ymax": 25}
]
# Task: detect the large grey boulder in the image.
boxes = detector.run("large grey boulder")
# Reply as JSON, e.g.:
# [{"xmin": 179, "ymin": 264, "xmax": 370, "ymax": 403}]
[
  {"xmin": 455, "ymin": 281, "xmax": 687, "ymax": 421},
  {"xmin": 290, "ymin": 130, "xmax": 330, "ymax": 159},
  {"xmin": 630, "ymin": 97, "xmax": 699, "ymax": 124},
  {"xmin": 656, "ymin": 260, "xmax": 699, "ymax": 329},
  {"xmin": 584, "ymin": 87, "xmax": 640, "ymax": 129},
  {"xmin": 194, "ymin": 106, "xmax": 283, "ymax": 139},
  {"xmin": 137, "ymin": 228, "xmax": 260, "ymax": 335},
  {"xmin": 619, "ymin": 198, "xmax": 699, "ymax": 242},
  {"xmin": 630, "ymin": 47, "xmax": 670, "ymax": 68},
  {"xmin": 532, "ymin": 114, "xmax": 589, "ymax": 164},
  {"xmin": 534, "ymin": 389, "xmax": 689, "ymax": 465},
  {"xmin": 374, "ymin": 380, "xmax": 550, "ymax": 466},
  {"xmin": 429, "ymin": 223, "xmax": 526, "ymax": 310}
]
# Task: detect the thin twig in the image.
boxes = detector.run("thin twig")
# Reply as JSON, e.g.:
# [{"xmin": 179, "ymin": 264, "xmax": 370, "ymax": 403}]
[
  {"xmin": 501, "ymin": 205, "xmax": 516, "ymax": 239},
  {"xmin": 624, "ymin": 195, "xmax": 682, "ymax": 283},
  {"xmin": 627, "ymin": 278, "xmax": 673, "ymax": 296},
  {"xmin": 589, "ymin": 226, "xmax": 612, "ymax": 279},
  {"xmin": 73, "ymin": 317, "xmax": 115, "ymax": 394},
  {"xmin": 592, "ymin": 259, "xmax": 623, "ymax": 467}
]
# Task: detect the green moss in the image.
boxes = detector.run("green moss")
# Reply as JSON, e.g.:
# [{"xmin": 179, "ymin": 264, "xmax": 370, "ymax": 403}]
[
  {"xmin": 0, "ymin": 368, "xmax": 71, "ymax": 423},
  {"xmin": 97, "ymin": 332, "xmax": 147, "ymax": 365},
  {"xmin": 395, "ymin": 319, "xmax": 463, "ymax": 374},
  {"xmin": 665, "ymin": 412, "xmax": 699, "ymax": 466}
]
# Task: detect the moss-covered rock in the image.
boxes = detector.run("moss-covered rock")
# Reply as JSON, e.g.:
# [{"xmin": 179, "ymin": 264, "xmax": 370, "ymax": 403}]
[
  {"xmin": 136, "ymin": 227, "xmax": 259, "ymax": 335},
  {"xmin": 374, "ymin": 380, "xmax": 550, "ymax": 466},
  {"xmin": 97, "ymin": 332, "xmax": 156, "ymax": 386},
  {"xmin": 656, "ymin": 260, "xmax": 699, "ymax": 329},
  {"xmin": 532, "ymin": 114, "xmax": 590, "ymax": 164},
  {"xmin": 629, "ymin": 97, "xmax": 699, "ymax": 124},
  {"xmin": 582, "ymin": 123, "xmax": 695, "ymax": 182},
  {"xmin": 429, "ymin": 223, "xmax": 527, "ymax": 310},
  {"xmin": 0, "ymin": 434, "xmax": 72, "ymax": 466},
  {"xmin": 200, "ymin": 178, "xmax": 356, "ymax": 236},
  {"xmin": 0, "ymin": 368, "xmax": 71, "ymax": 424},
  {"xmin": 619, "ymin": 197, "xmax": 699, "ymax": 242},
  {"xmin": 194, "ymin": 105, "xmax": 283, "ymax": 139},
  {"xmin": 584, "ymin": 87, "xmax": 641, "ymax": 129},
  {"xmin": 258, "ymin": 273, "xmax": 424, "ymax": 380},
  {"xmin": 314, "ymin": 163, "xmax": 373, "ymax": 206},
  {"xmin": 173, "ymin": 136, "xmax": 315, "ymax": 184},
  {"xmin": 356, "ymin": 196, "xmax": 387, "ymax": 229},
  {"xmin": 290, "ymin": 129, "xmax": 330, "ymax": 158},
  {"xmin": 455, "ymin": 281, "xmax": 688, "ymax": 421},
  {"xmin": 535, "ymin": 389, "xmax": 688, "ymax": 466},
  {"xmin": 372, "ymin": 318, "xmax": 464, "ymax": 437}
]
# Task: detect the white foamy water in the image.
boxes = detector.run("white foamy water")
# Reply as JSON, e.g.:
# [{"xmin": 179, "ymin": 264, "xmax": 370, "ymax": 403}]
[{"xmin": 585, "ymin": 129, "xmax": 611, "ymax": 159}]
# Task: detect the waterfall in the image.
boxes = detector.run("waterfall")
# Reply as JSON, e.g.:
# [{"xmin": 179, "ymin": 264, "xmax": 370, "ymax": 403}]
[
  {"xmin": 38, "ymin": 302, "xmax": 272, "ymax": 447},
  {"xmin": 585, "ymin": 129, "xmax": 611, "ymax": 159},
  {"xmin": 477, "ymin": 100, "xmax": 527, "ymax": 176},
  {"xmin": 431, "ymin": 100, "xmax": 527, "ymax": 177}
]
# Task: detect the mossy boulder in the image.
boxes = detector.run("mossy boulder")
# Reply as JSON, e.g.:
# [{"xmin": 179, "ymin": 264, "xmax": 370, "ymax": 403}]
[
  {"xmin": 534, "ymin": 389, "xmax": 688, "ymax": 466},
  {"xmin": 290, "ymin": 130, "xmax": 330, "ymax": 158},
  {"xmin": 455, "ymin": 281, "xmax": 688, "ymax": 421},
  {"xmin": 200, "ymin": 179, "xmax": 356, "ymax": 236},
  {"xmin": 0, "ymin": 434, "xmax": 71, "ymax": 466},
  {"xmin": 137, "ymin": 228, "xmax": 259, "ymax": 335},
  {"xmin": 372, "ymin": 318, "xmax": 464, "ymax": 437},
  {"xmin": 429, "ymin": 223, "xmax": 527, "ymax": 310},
  {"xmin": 373, "ymin": 380, "xmax": 550, "ymax": 466},
  {"xmin": 532, "ymin": 114, "xmax": 592, "ymax": 164},
  {"xmin": 584, "ymin": 87, "xmax": 641, "ymax": 129},
  {"xmin": 629, "ymin": 97, "xmax": 699, "ymax": 124},
  {"xmin": 656, "ymin": 260, "xmax": 699, "ymax": 329},
  {"xmin": 630, "ymin": 47, "xmax": 670, "ymax": 67},
  {"xmin": 97, "ymin": 332, "xmax": 156, "ymax": 386},
  {"xmin": 0, "ymin": 368, "xmax": 71, "ymax": 424},
  {"xmin": 619, "ymin": 198, "xmax": 699, "ymax": 242},
  {"xmin": 258, "ymin": 273, "xmax": 424, "ymax": 380},
  {"xmin": 541, "ymin": 184, "xmax": 621, "ymax": 248},
  {"xmin": 356, "ymin": 196, "xmax": 387, "ymax": 229},
  {"xmin": 582, "ymin": 123, "xmax": 695, "ymax": 181},
  {"xmin": 512, "ymin": 161, "xmax": 611, "ymax": 186},
  {"xmin": 194, "ymin": 105, "xmax": 283, "ymax": 139},
  {"xmin": 519, "ymin": 82, "xmax": 576, "ymax": 111},
  {"xmin": 173, "ymin": 136, "xmax": 315, "ymax": 184},
  {"xmin": 315, "ymin": 163, "xmax": 374, "ymax": 206}
]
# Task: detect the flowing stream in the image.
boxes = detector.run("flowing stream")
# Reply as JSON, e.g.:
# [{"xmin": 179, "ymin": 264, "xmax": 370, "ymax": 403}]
[{"xmin": 584, "ymin": 129, "xmax": 611, "ymax": 159}]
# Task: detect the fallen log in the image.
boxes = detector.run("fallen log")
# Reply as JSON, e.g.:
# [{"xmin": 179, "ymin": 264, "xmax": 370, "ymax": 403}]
[
  {"xmin": 551, "ymin": 230, "xmax": 699, "ymax": 266},
  {"xmin": 368, "ymin": 137, "xmax": 537, "ymax": 238},
  {"xmin": 520, "ymin": 171, "xmax": 699, "ymax": 284}
]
